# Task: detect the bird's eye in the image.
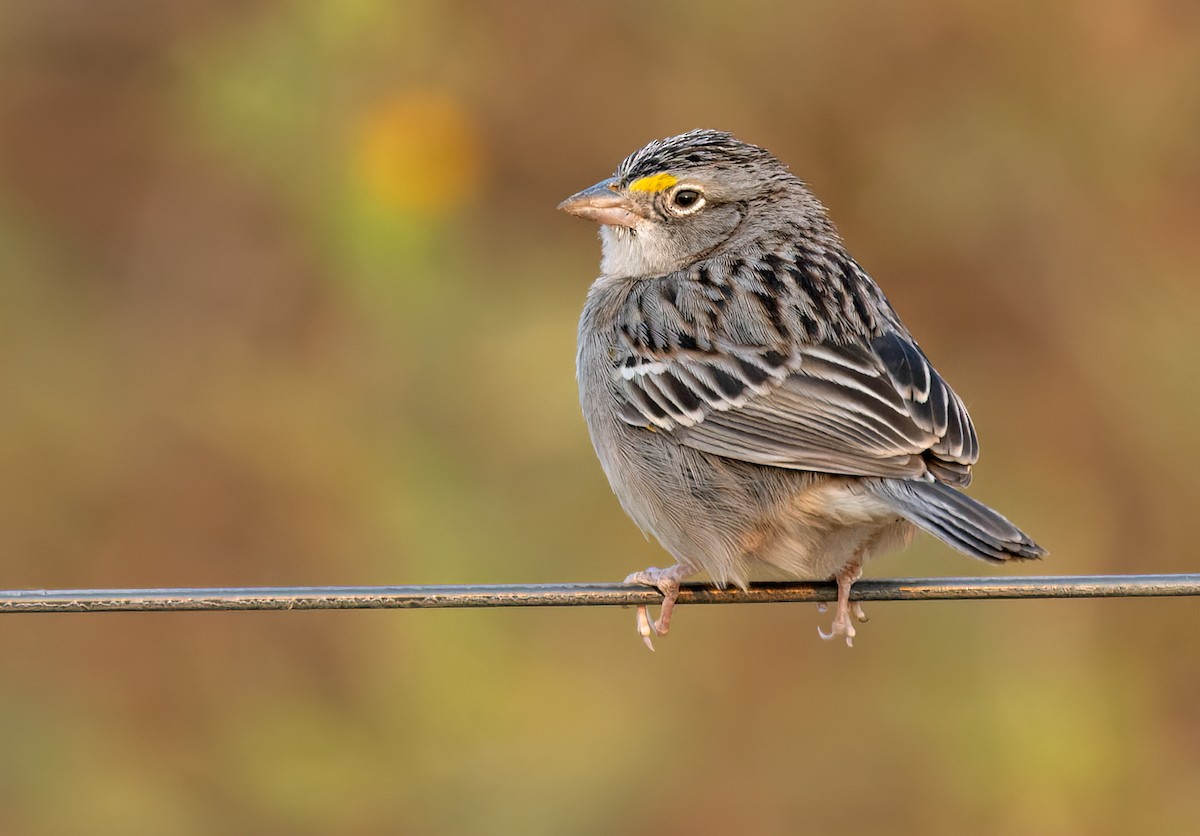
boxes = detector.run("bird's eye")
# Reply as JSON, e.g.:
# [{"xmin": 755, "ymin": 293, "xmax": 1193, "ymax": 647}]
[{"xmin": 668, "ymin": 188, "xmax": 705, "ymax": 214}]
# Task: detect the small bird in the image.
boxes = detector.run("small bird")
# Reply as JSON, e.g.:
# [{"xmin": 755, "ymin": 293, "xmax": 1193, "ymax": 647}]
[{"xmin": 560, "ymin": 129, "xmax": 1044, "ymax": 649}]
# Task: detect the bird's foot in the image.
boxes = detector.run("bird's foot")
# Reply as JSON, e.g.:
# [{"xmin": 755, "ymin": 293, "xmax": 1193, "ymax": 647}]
[
  {"xmin": 817, "ymin": 607, "xmax": 857, "ymax": 646},
  {"xmin": 624, "ymin": 564, "xmax": 695, "ymax": 651},
  {"xmin": 817, "ymin": 560, "xmax": 865, "ymax": 648}
]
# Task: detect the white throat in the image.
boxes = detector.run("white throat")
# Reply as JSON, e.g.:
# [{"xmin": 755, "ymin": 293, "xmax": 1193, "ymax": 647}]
[{"xmin": 599, "ymin": 222, "xmax": 685, "ymax": 278}]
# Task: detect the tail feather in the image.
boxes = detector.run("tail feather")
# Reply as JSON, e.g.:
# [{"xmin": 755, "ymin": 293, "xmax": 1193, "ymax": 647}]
[{"xmin": 867, "ymin": 479, "xmax": 1045, "ymax": 563}]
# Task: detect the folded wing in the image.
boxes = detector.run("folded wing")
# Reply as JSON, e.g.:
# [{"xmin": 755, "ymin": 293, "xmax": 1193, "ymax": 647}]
[{"xmin": 615, "ymin": 327, "xmax": 978, "ymax": 486}]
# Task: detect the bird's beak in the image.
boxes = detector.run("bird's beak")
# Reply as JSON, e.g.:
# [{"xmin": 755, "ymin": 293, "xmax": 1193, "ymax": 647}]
[{"xmin": 557, "ymin": 178, "xmax": 643, "ymax": 228}]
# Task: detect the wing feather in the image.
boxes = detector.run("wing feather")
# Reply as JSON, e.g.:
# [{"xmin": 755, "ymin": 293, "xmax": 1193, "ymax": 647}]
[{"xmin": 608, "ymin": 255, "xmax": 979, "ymax": 485}]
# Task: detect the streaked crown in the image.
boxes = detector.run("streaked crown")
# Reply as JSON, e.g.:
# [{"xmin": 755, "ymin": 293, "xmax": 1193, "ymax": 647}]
[{"xmin": 614, "ymin": 129, "xmax": 785, "ymax": 189}]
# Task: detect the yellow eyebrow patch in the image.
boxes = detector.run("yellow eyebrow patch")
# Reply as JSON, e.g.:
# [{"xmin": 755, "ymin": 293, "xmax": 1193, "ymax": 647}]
[{"xmin": 628, "ymin": 172, "xmax": 678, "ymax": 193}]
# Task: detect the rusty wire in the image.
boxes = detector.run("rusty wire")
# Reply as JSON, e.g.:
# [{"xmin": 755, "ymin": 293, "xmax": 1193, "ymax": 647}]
[{"xmin": 0, "ymin": 574, "xmax": 1196, "ymax": 613}]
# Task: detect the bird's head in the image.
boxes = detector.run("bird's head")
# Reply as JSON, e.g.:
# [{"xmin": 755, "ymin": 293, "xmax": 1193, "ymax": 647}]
[{"xmin": 558, "ymin": 129, "xmax": 827, "ymax": 277}]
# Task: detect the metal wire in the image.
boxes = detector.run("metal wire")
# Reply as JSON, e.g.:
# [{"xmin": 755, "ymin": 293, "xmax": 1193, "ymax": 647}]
[{"xmin": 0, "ymin": 574, "xmax": 1197, "ymax": 613}]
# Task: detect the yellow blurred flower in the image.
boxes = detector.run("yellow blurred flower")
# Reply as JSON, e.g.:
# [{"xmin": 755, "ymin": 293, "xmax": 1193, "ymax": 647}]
[{"xmin": 351, "ymin": 91, "xmax": 483, "ymax": 215}]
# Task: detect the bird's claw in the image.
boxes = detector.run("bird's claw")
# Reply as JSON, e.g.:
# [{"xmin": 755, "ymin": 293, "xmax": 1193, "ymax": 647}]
[
  {"xmin": 624, "ymin": 564, "xmax": 693, "ymax": 651},
  {"xmin": 635, "ymin": 605, "xmax": 658, "ymax": 651},
  {"xmin": 817, "ymin": 612, "xmax": 857, "ymax": 647}
]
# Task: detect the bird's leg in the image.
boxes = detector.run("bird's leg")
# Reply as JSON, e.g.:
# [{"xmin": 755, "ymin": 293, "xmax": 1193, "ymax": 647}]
[
  {"xmin": 623, "ymin": 564, "xmax": 696, "ymax": 651},
  {"xmin": 817, "ymin": 559, "xmax": 864, "ymax": 647}
]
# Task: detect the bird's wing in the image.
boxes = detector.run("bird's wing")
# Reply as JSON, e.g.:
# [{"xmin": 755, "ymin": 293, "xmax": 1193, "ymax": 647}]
[{"xmin": 615, "ymin": 316, "xmax": 979, "ymax": 486}]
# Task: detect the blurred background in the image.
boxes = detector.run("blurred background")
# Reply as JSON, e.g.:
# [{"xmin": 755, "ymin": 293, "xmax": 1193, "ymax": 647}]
[{"xmin": 1, "ymin": 0, "xmax": 1198, "ymax": 833}]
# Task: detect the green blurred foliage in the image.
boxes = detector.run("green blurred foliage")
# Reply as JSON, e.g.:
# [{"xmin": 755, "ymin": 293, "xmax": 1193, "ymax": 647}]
[{"xmin": 1, "ymin": 0, "xmax": 1199, "ymax": 833}]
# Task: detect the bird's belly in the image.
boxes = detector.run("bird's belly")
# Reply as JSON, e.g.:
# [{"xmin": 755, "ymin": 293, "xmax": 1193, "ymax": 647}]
[
  {"xmin": 589, "ymin": 416, "xmax": 913, "ymax": 585},
  {"xmin": 743, "ymin": 477, "xmax": 914, "ymax": 581}
]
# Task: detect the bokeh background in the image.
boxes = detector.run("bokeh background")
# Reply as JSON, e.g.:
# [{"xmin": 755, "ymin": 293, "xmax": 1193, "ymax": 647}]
[{"xmin": 2, "ymin": 1, "xmax": 1199, "ymax": 833}]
